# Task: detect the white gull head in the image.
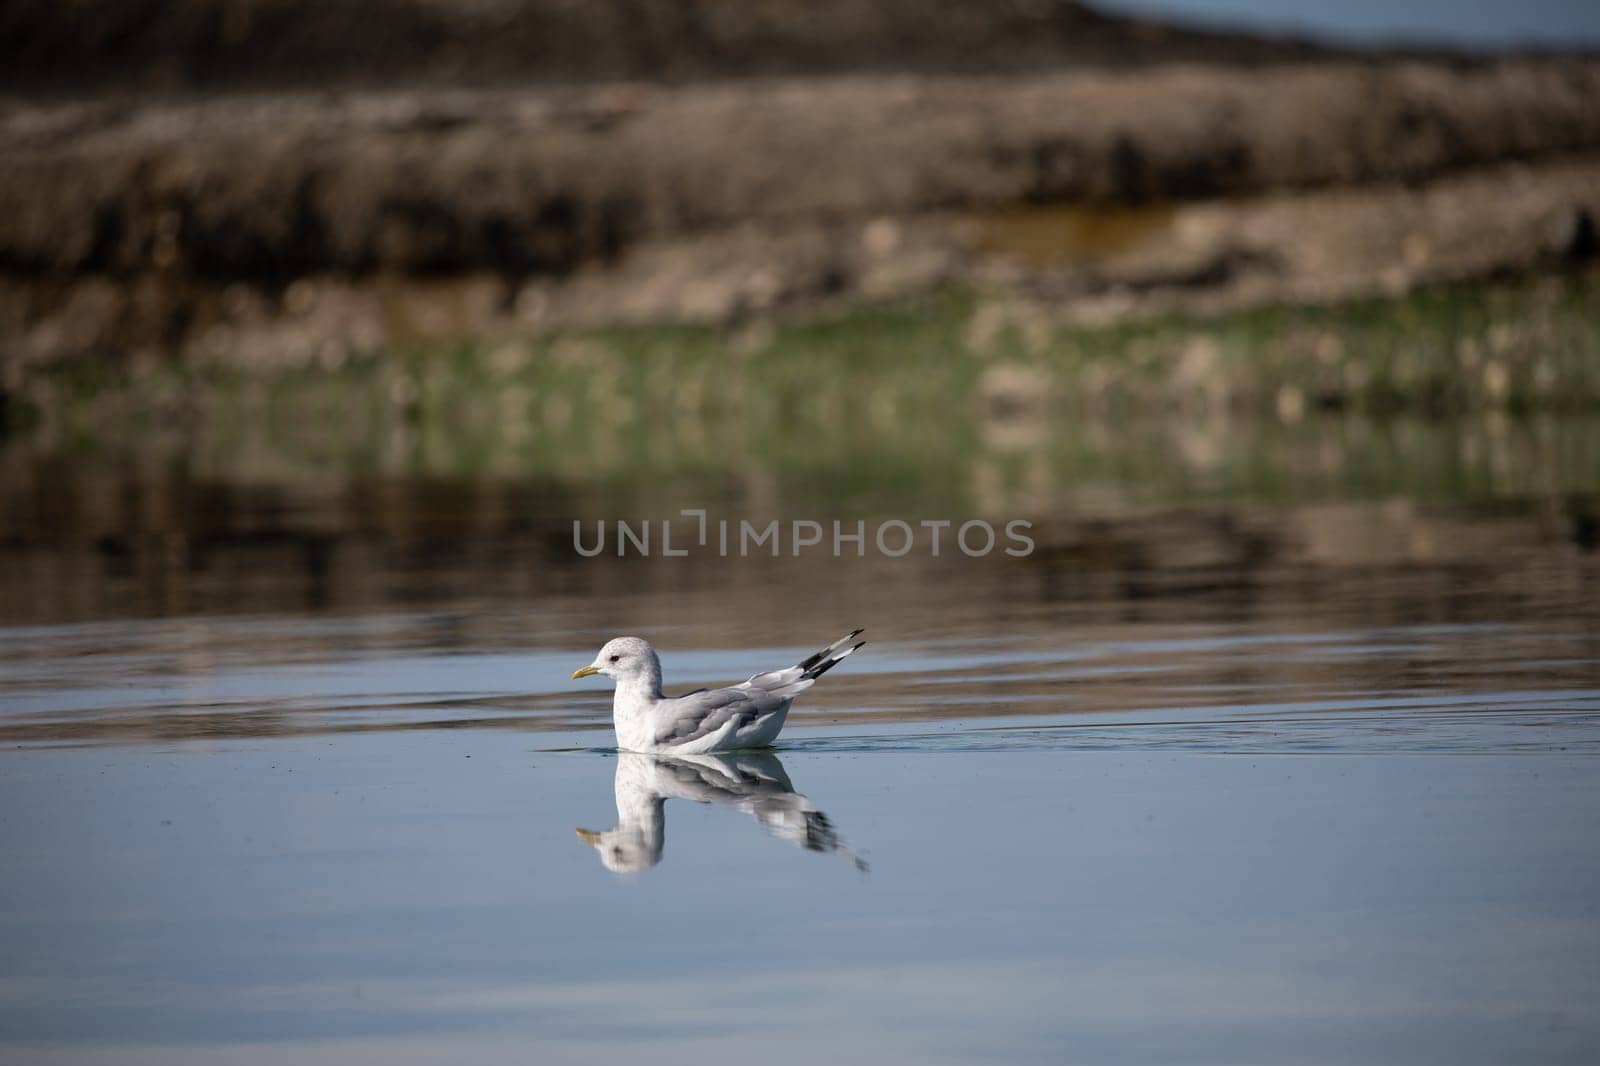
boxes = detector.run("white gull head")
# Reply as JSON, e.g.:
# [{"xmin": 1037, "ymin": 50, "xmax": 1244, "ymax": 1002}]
[{"xmin": 571, "ymin": 636, "xmax": 662, "ymax": 696}]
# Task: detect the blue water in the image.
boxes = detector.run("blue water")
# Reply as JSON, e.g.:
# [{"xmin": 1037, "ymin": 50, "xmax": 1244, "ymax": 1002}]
[
  {"xmin": 1098, "ymin": 0, "xmax": 1600, "ymax": 48},
  {"xmin": 3, "ymin": 613, "xmax": 1599, "ymax": 1063},
  {"xmin": 3, "ymin": 740, "xmax": 1597, "ymax": 1064}
]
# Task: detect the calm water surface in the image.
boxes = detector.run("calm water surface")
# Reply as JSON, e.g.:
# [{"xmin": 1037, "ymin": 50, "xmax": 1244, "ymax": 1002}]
[
  {"xmin": 5, "ymin": 614, "xmax": 1600, "ymax": 1063},
  {"xmin": 3, "ymin": 411, "xmax": 1600, "ymax": 1064}
]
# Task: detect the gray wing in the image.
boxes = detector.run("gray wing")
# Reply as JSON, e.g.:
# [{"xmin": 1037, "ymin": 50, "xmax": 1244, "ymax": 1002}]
[
  {"xmin": 653, "ymin": 630, "xmax": 866, "ymax": 748},
  {"xmin": 651, "ymin": 681, "xmax": 801, "ymax": 747}
]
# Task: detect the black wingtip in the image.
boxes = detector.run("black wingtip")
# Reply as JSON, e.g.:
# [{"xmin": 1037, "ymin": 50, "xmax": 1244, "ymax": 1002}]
[
  {"xmin": 801, "ymin": 640, "xmax": 866, "ymax": 680},
  {"xmin": 798, "ymin": 628, "xmax": 865, "ymax": 671}
]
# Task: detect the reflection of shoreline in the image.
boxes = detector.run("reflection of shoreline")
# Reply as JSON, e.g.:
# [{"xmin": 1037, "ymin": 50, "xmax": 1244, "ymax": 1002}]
[
  {"xmin": 577, "ymin": 752, "xmax": 867, "ymax": 876},
  {"xmin": 1, "ymin": 458, "xmax": 1594, "ymax": 630}
]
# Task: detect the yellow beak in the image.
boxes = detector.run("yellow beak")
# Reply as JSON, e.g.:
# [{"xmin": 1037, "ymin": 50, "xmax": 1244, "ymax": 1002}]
[
  {"xmin": 571, "ymin": 664, "xmax": 600, "ymax": 679},
  {"xmin": 575, "ymin": 827, "xmax": 603, "ymax": 844}
]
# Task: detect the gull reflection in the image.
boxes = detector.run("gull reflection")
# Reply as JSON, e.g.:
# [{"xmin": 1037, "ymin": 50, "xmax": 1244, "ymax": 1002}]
[{"xmin": 577, "ymin": 751, "xmax": 867, "ymax": 876}]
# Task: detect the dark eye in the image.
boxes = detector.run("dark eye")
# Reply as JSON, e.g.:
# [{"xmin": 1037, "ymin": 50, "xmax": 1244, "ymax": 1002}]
[{"xmin": 608, "ymin": 654, "xmax": 620, "ymax": 662}]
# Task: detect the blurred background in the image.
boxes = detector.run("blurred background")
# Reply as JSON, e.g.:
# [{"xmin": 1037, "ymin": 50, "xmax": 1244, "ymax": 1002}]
[
  {"xmin": 4, "ymin": 8, "xmax": 1600, "ymax": 1063},
  {"xmin": 1, "ymin": 0, "xmax": 1598, "ymax": 641}
]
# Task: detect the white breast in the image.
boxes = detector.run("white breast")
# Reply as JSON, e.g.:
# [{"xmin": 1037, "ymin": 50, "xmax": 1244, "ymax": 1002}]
[{"xmin": 612, "ymin": 689, "xmax": 660, "ymax": 752}]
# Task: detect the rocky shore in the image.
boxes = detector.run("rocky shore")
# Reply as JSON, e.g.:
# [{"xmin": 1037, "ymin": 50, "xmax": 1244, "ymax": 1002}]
[
  {"xmin": 4, "ymin": 58, "xmax": 1599, "ymax": 370},
  {"xmin": 2, "ymin": 0, "xmax": 1334, "ymax": 94},
  {"xmin": 2, "ymin": 2, "xmax": 1599, "ymax": 375}
]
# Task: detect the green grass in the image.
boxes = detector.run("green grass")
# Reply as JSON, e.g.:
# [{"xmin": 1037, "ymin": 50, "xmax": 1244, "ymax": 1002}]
[{"xmin": 7, "ymin": 272, "xmax": 1600, "ymax": 511}]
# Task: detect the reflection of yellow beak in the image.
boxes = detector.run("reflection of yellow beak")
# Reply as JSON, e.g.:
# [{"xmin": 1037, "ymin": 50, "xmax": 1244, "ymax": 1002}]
[
  {"xmin": 572, "ymin": 665, "xmax": 600, "ymax": 679},
  {"xmin": 575, "ymin": 827, "xmax": 603, "ymax": 844}
]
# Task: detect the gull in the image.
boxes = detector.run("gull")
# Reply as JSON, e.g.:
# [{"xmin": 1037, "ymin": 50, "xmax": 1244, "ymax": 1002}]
[
  {"xmin": 571, "ymin": 629, "xmax": 865, "ymax": 753},
  {"xmin": 576, "ymin": 751, "xmax": 867, "ymax": 875}
]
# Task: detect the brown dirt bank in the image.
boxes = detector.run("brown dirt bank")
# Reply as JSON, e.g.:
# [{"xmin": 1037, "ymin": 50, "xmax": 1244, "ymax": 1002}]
[
  {"xmin": 3, "ymin": 58, "xmax": 1599, "ymax": 368},
  {"xmin": 8, "ymin": 156, "xmax": 1597, "ymax": 372},
  {"xmin": 4, "ymin": 60, "xmax": 1598, "ymax": 282},
  {"xmin": 0, "ymin": 0, "xmax": 1339, "ymax": 95}
]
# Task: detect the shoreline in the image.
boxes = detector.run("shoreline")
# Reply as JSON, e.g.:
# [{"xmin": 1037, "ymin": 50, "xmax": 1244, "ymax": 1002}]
[
  {"xmin": 8, "ymin": 270, "xmax": 1599, "ymax": 454},
  {"xmin": 3, "ymin": 60, "xmax": 1599, "ymax": 372}
]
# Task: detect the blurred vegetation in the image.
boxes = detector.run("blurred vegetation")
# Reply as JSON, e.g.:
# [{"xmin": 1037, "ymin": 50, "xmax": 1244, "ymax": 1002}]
[{"xmin": 7, "ymin": 271, "xmax": 1600, "ymax": 513}]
